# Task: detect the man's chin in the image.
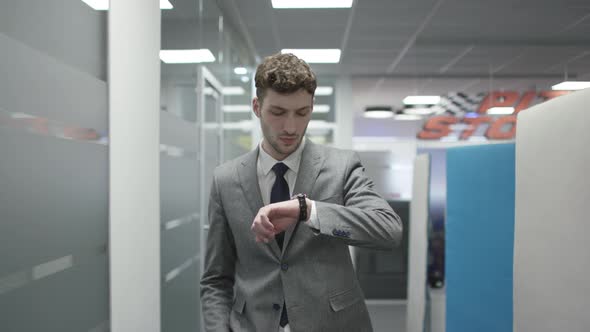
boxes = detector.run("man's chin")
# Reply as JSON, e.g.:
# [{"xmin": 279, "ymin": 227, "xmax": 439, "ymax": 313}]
[{"xmin": 276, "ymin": 141, "xmax": 299, "ymax": 155}]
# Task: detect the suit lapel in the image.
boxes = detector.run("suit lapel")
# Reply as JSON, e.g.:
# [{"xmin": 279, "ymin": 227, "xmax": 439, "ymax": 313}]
[
  {"xmin": 282, "ymin": 140, "xmax": 325, "ymax": 254},
  {"xmin": 237, "ymin": 147, "xmax": 282, "ymax": 259}
]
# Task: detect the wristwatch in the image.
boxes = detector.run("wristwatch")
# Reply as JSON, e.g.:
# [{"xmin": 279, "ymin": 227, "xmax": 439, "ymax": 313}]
[{"xmin": 292, "ymin": 193, "xmax": 308, "ymax": 222}]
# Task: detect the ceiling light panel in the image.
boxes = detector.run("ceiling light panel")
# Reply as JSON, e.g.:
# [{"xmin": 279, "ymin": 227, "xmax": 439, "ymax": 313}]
[
  {"xmin": 159, "ymin": 49, "xmax": 215, "ymax": 64},
  {"xmin": 222, "ymin": 87, "xmax": 246, "ymax": 95},
  {"xmin": 281, "ymin": 49, "xmax": 341, "ymax": 63},
  {"xmin": 313, "ymin": 105, "xmax": 331, "ymax": 113},
  {"xmin": 486, "ymin": 107, "xmax": 515, "ymax": 115},
  {"xmin": 272, "ymin": 0, "xmax": 353, "ymax": 8},
  {"xmin": 364, "ymin": 111, "xmax": 394, "ymax": 119},
  {"xmin": 552, "ymin": 81, "xmax": 590, "ymax": 91},
  {"xmin": 315, "ymin": 87, "xmax": 334, "ymax": 96},
  {"xmin": 234, "ymin": 67, "xmax": 248, "ymax": 75},
  {"xmin": 81, "ymin": 0, "xmax": 173, "ymax": 10}
]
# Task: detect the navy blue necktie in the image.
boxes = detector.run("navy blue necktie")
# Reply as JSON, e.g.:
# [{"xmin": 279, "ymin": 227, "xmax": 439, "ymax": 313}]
[
  {"xmin": 270, "ymin": 162, "xmax": 290, "ymax": 327},
  {"xmin": 270, "ymin": 162, "xmax": 290, "ymax": 249}
]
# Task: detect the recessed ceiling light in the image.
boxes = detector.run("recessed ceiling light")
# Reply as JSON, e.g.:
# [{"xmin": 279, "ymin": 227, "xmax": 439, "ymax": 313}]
[
  {"xmin": 402, "ymin": 96, "xmax": 441, "ymax": 105},
  {"xmin": 241, "ymin": 76, "xmax": 250, "ymax": 83},
  {"xmin": 364, "ymin": 111, "xmax": 393, "ymax": 119},
  {"xmin": 315, "ymin": 86, "xmax": 334, "ymax": 96},
  {"xmin": 314, "ymin": 105, "xmax": 331, "ymax": 113},
  {"xmin": 281, "ymin": 49, "xmax": 341, "ymax": 63},
  {"xmin": 222, "ymin": 87, "xmax": 246, "ymax": 95},
  {"xmin": 364, "ymin": 106, "xmax": 393, "ymax": 119},
  {"xmin": 222, "ymin": 105, "xmax": 251, "ymax": 113},
  {"xmin": 234, "ymin": 67, "xmax": 248, "ymax": 75},
  {"xmin": 272, "ymin": 0, "xmax": 353, "ymax": 8},
  {"xmin": 81, "ymin": 0, "xmax": 173, "ymax": 10},
  {"xmin": 551, "ymin": 81, "xmax": 590, "ymax": 90},
  {"xmin": 487, "ymin": 107, "xmax": 515, "ymax": 115},
  {"xmin": 159, "ymin": 49, "xmax": 215, "ymax": 63}
]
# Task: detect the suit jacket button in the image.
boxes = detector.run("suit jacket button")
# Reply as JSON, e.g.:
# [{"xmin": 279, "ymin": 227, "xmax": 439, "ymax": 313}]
[
  {"xmin": 273, "ymin": 303, "xmax": 281, "ymax": 311},
  {"xmin": 281, "ymin": 263, "xmax": 289, "ymax": 271}
]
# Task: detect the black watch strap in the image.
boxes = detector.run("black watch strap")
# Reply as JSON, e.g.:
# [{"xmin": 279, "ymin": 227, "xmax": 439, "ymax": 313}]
[{"xmin": 293, "ymin": 193, "xmax": 307, "ymax": 222}]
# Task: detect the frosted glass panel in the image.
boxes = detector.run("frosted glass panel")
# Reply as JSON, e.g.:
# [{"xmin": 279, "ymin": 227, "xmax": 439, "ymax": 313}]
[
  {"xmin": 0, "ymin": 1, "xmax": 109, "ymax": 330},
  {"xmin": 224, "ymin": 130, "xmax": 252, "ymax": 161},
  {"xmin": 160, "ymin": 92, "xmax": 201, "ymax": 332}
]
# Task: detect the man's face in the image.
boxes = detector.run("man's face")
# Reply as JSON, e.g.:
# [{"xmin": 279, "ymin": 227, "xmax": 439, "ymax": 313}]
[{"xmin": 253, "ymin": 89, "xmax": 313, "ymax": 160}]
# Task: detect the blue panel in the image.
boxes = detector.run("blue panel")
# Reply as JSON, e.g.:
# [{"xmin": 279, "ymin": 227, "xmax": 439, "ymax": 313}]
[{"xmin": 446, "ymin": 144, "xmax": 515, "ymax": 332}]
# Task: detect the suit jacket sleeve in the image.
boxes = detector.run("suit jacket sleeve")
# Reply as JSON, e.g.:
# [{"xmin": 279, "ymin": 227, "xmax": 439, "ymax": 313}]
[
  {"xmin": 200, "ymin": 172, "xmax": 236, "ymax": 332},
  {"xmin": 313, "ymin": 151, "xmax": 403, "ymax": 250}
]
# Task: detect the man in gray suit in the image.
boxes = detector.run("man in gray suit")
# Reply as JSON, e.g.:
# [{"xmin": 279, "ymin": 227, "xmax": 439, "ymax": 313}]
[{"xmin": 201, "ymin": 53, "xmax": 402, "ymax": 332}]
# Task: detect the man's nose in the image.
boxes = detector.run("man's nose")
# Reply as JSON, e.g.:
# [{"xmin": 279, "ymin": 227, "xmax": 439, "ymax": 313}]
[{"xmin": 284, "ymin": 115, "xmax": 296, "ymax": 134}]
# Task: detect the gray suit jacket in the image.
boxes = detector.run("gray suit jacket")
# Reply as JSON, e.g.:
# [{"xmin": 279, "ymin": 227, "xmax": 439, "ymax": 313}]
[{"xmin": 201, "ymin": 140, "xmax": 402, "ymax": 332}]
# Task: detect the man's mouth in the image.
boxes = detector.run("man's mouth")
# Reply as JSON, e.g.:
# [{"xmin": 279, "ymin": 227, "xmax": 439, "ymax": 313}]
[{"xmin": 279, "ymin": 137, "xmax": 297, "ymax": 144}]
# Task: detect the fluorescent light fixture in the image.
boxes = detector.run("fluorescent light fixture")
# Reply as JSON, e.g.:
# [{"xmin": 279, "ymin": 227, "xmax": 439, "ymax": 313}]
[
  {"xmin": 160, "ymin": 49, "xmax": 215, "ymax": 63},
  {"xmin": 403, "ymin": 95, "xmax": 441, "ymax": 105},
  {"xmin": 394, "ymin": 114, "xmax": 422, "ymax": 121},
  {"xmin": 222, "ymin": 87, "xmax": 245, "ymax": 95},
  {"xmin": 234, "ymin": 67, "xmax": 248, "ymax": 75},
  {"xmin": 364, "ymin": 106, "xmax": 393, "ymax": 119},
  {"xmin": 308, "ymin": 120, "xmax": 337, "ymax": 129},
  {"xmin": 487, "ymin": 107, "xmax": 515, "ymax": 115},
  {"xmin": 314, "ymin": 105, "xmax": 331, "ymax": 113},
  {"xmin": 272, "ymin": 0, "xmax": 353, "ymax": 8},
  {"xmin": 551, "ymin": 81, "xmax": 590, "ymax": 90},
  {"xmin": 241, "ymin": 76, "xmax": 250, "ymax": 83},
  {"xmin": 315, "ymin": 86, "xmax": 334, "ymax": 96},
  {"xmin": 222, "ymin": 105, "xmax": 251, "ymax": 113},
  {"xmin": 364, "ymin": 111, "xmax": 393, "ymax": 119},
  {"xmin": 403, "ymin": 107, "xmax": 435, "ymax": 116},
  {"xmin": 281, "ymin": 49, "xmax": 341, "ymax": 63},
  {"xmin": 81, "ymin": 0, "xmax": 173, "ymax": 10}
]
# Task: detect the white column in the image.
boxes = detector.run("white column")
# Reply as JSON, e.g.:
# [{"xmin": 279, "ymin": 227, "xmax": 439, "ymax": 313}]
[{"xmin": 109, "ymin": 1, "xmax": 161, "ymax": 332}]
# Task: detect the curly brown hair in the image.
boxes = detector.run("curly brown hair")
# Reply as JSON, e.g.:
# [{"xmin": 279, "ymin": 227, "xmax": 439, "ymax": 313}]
[{"xmin": 254, "ymin": 53, "xmax": 317, "ymax": 104}]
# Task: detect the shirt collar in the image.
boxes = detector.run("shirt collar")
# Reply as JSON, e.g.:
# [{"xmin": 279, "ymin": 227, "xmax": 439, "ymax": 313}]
[{"xmin": 258, "ymin": 138, "xmax": 306, "ymax": 176}]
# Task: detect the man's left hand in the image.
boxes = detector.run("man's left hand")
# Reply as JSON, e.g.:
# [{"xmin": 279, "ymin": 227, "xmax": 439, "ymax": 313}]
[{"xmin": 251, "ymin": 199, "xmax": 301, "ymax": 243}]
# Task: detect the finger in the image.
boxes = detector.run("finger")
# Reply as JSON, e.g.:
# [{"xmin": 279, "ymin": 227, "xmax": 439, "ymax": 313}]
[
  {"xmin": 256, "ymin": 234, "xmax": 271, "ymax": 244},
  {"xmin": 252, "ymin": 221, "xmax": 274, "ymax": 239},
  {"xmin": 260, "ymin": 213, "xmax": 275, "ymax": 231}
]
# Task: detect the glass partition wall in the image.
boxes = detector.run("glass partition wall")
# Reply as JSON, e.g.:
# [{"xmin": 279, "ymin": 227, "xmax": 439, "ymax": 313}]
[
  {"xmin": 160, "ymin": 0, "xmax": 255, "ymax": 331},
  {"xmin": 0, "ymin": 1, "xmax": 109, "ymax": 331}
]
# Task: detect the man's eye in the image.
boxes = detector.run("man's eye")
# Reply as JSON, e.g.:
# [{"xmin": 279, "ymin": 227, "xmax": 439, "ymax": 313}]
[
  {"xmin": 297, "ymin": 111, "xmax": 309, "ymax": 116},
  {"xmin": 271, "ymin": 111, "xmax": 285, "ymax": 116}
]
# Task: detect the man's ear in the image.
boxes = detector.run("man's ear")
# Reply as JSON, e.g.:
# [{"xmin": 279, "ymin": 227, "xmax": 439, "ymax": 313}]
[{"xmin": 252, "ymin": 97, "xmax": 261, "ymax": 118}]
